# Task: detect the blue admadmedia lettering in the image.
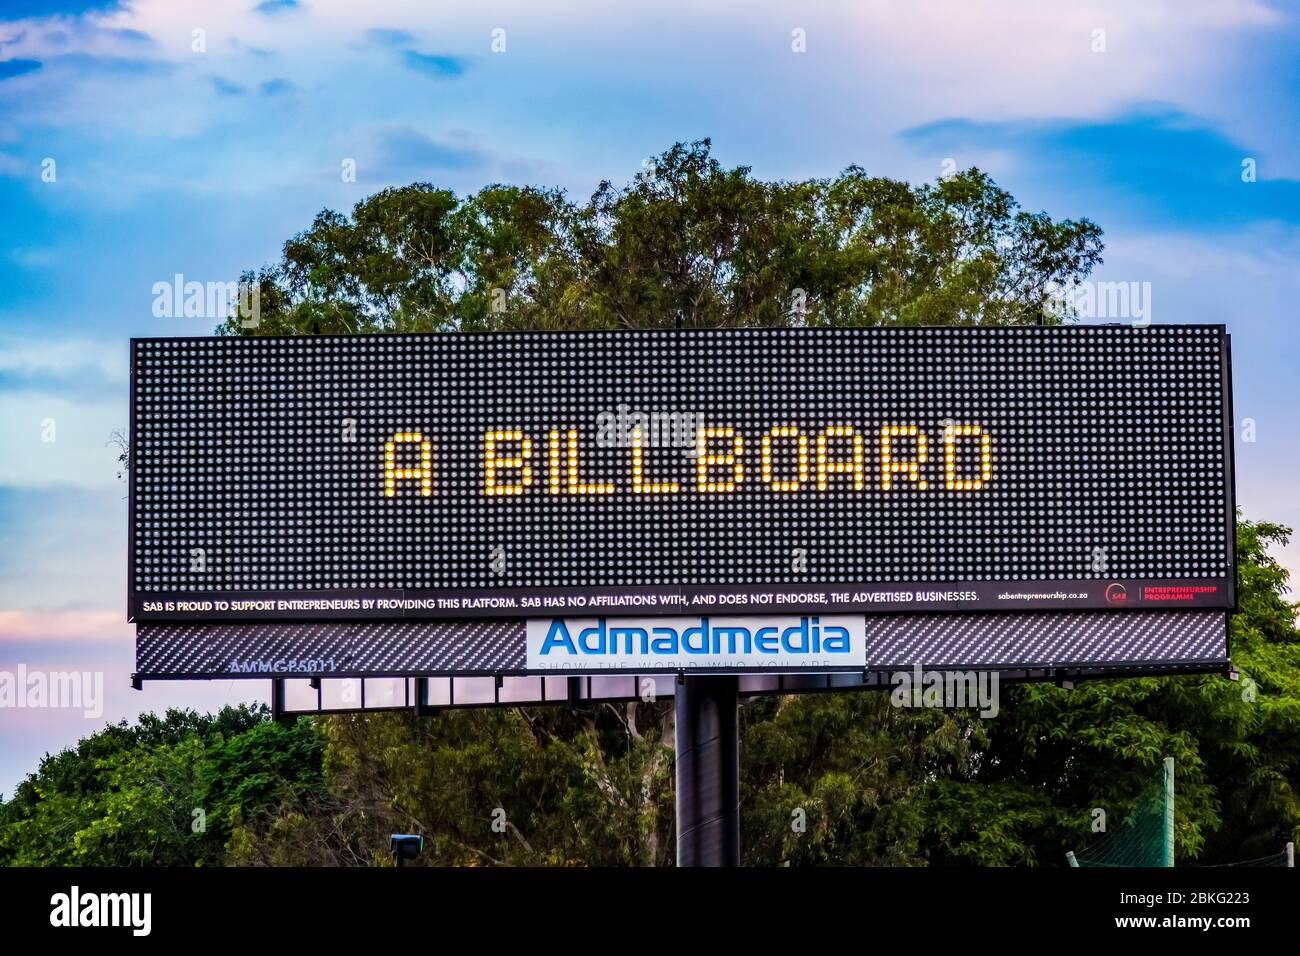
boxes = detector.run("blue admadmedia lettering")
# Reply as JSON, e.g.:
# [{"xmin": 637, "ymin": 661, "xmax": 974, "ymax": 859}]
[{"xmin": 537, "ymin": 616, "xmax": 850, "ymax": 658}]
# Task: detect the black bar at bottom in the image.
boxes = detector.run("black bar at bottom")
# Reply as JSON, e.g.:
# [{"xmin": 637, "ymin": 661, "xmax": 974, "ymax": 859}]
[{"xmin": 675, "ymin": 674, "xmax": 740, "ymax": 867}]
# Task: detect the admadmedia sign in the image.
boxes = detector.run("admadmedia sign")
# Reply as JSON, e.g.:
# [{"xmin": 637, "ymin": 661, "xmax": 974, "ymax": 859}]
[{"xmin": 525, "ymin": 615, "xmax": 866, "ymax": 672}]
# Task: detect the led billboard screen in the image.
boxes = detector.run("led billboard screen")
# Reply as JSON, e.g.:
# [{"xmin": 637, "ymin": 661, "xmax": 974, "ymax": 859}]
[{"xmin": 129, "ymin": 325, "xmax": 1234, "ymax": 623}]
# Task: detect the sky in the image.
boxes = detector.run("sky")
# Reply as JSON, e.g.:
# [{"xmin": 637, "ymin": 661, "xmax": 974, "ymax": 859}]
[{"xmin": 1, "ymin": 0, "xmax": 1298, "ymax": 798}]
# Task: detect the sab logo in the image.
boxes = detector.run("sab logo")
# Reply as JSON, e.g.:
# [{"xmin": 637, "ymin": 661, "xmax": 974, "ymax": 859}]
[{"xmin": 1105, "ymin": 583, "xmax": 1128, "ymax": 604}]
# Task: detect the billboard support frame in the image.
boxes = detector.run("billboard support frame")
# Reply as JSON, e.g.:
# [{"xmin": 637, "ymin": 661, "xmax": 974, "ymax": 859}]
[{"xmin": 675, "ymin": 674, "xmax": 740, "ymax": 867}]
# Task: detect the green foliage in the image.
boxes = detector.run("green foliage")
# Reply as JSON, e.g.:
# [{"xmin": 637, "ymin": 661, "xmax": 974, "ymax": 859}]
[
  {"xmin": 740, "ymin": 691, "xmax": 998, "ymax": 865},
  {"xmin": 946, "ymin": 519, "xmax": 1299, "ymax": 865},
  {"xmin": 219, "ymin": 139, "xmax": 1103, "ymax": 335},
  {"xmin": 226, "ymin": 703, "xmax": 676, "ymax": 866},
  {"xmin": 0, "ymin": 706, "xmax": 325, "ymax": 866}
]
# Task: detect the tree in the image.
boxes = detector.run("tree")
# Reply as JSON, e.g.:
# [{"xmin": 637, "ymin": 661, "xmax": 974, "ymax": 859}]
[
  {"xmin": 227, "ymin": 704, "xmax": 675, "ymax": 866},
  {"xmin": 0, "ymin": 706, "xmax": 325, "ymax": 866},
  {"xmin": 220, "ymin": 139, "xmax": 1102, "ymax": 336},
  {"xmin": 917, "ymin": 518, "xmax": 1300, "ymax": 866}
]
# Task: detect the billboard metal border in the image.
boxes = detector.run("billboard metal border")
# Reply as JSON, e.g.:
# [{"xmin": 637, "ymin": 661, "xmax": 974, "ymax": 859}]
[
  {"xmin": 261, "ymin": 659, "xmax": 1233, "ymax": 721},
  {"xmin": 126, "ymin": 324, "xmax": 1238, "ymax": 625}
]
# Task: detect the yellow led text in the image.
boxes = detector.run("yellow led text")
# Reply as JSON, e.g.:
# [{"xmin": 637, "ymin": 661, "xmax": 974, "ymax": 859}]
[{"xmin": 383, "ymin": 431, "xmax": 433, "ymax": 497}]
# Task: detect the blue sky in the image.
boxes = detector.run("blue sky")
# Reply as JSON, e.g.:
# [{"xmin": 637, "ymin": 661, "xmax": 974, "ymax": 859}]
[{"xmin": 1, "ymin": 0, "xmax": 1298, "ymax": 797}]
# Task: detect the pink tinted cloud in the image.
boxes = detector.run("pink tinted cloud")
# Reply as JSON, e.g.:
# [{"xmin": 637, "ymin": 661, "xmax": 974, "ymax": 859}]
[{"xmin": 0, "ymin": 608, "xmax": 130, "ymax": 643}]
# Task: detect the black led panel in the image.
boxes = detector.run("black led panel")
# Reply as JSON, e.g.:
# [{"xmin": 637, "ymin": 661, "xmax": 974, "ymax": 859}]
[{"xmin": 129, "ymin": 326, "xmax": 1234, "ymax": 621}]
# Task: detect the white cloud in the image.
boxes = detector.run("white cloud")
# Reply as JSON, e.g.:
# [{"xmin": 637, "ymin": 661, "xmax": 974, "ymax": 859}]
[
  {"xmin": 1, "ymin": 0, "xmax": 1294, "ymax": 197},
  {"xmin": 0, "ymin": 485, "xmax": 126, "ymax": 615},
  {"xmin": 0, "ymin": 389, "xmax": 123, "ymax": 489},
  {"xmin": 0, "ymin": 609, "xmax": 130, "ymax": 643},
  {"xmin": 0, "ymin": 335, "xmax": 128, "ymax": 384}
]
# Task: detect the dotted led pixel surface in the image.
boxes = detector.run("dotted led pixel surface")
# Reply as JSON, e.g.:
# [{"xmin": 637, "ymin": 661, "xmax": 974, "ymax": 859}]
[{"xmin": 130, "ymin": 326, "xmax": 1233, "ymax": 610}]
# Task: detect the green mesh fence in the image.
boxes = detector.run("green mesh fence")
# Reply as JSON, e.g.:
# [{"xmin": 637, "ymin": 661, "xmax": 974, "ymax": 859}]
[
  {"xmin": 1070, "ymin": 784, "xmax": 1170, "ymax": 867},
  {"xmin": 1069, "ymin": 759, "xmax": 1174, "ymax": 868},
  {"xmin": 1196, "ymin": 847, "xmax": 1294, "ymax": 867},
  {"xmin": 1069, "ymin": 760, "xmax": 1294, "ymax": 868}
]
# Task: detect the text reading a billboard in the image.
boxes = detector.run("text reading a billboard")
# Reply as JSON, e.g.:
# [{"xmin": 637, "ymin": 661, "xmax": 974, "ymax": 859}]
[{"xmin": 130, "ymin": 325, "xmax": 1234, "ymax": 622}]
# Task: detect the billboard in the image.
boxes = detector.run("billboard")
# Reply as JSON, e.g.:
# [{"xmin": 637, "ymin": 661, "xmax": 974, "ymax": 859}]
[{"xmin": 129, "ymin": 325, "xmax": 1235, "ymax": 625}]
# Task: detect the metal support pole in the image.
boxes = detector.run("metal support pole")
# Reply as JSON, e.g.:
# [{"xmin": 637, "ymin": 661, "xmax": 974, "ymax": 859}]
[
  {"xmin": 270, "ymin": 678, "xmax": 290, "ymax": 724},
  {"xmin": 1163, "ymin": 756, "xmax": 1176, "ymax": 867},
  {"xmin": 675, "ymin": 675, "xmax": 740, "ymax": 867}
]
